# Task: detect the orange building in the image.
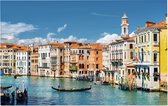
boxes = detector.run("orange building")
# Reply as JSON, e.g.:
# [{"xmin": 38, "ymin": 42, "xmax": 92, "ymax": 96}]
[
  {"xmin": 88, "ymin": 43, "xmax": 103, "ymax": 81},
  {"xmin": 30, "ymin": 46, "xmax": 39, "ymax": 76}
]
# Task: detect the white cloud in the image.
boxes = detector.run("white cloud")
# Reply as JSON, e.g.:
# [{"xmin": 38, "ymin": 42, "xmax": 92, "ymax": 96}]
[
  {"xmin": 91, "ymin": 12, "xmax": 119, "ymax": 17},
  {"xmin": 47, "ymin": 32, "xmax": 56, "ymax": 39},
  {"xmin": 17, "ymin": 34, "xmax": 88, "ymax": 46},
  {"xmin": 0, "ymin": 21, "xmax": 36, "ymax": 41},
  {"xmin": 129, "ymin": 31, "xmax": 135, "ymax": 37},
  {"xmin": 96, "ymin": 32, "xmax": 121, "ymax": 44},
  {"xmin": 57, "ymin": 24, "xmax": 67, "ymax": 33}
]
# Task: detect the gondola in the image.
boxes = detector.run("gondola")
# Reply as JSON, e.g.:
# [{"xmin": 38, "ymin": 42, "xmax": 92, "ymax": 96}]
[
  {"xmin": 1, "ymin": 86, "xmax": 13, "ymax": 105},
  {"xmin": 51, "ymin": 86, "xmax": 91, "ymax": 92},
  {"xmin": 16, "ymin": 88, "xmax": 28, "ymax": 102},
  {"xmin": 0, "ymin": 86, "xmax": 12, "ymax": 90}
]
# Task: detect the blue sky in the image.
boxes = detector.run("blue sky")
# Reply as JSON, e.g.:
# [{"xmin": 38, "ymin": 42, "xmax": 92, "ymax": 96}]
[{"xmin": 1, "ymin": 0, "xmax": 167, "ymax": 45}]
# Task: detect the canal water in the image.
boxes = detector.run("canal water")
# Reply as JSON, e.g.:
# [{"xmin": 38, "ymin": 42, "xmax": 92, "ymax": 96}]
[{"xmin": 0, "ymin": 76, "xmax": 167, "ymax": 105}]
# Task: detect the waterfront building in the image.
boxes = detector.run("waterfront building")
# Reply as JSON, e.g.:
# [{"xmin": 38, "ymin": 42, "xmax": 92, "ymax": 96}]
[
  {"xmin": 102, "ymin": 45, "xmax": 110, "ymax": 82},
  {"xmin": 63, "ymin": 42, "xmax": 71, "ymax": 77},
  {"xmin": 89, "ymin": 43, "xmax": 103, "ymax": 81},
  {"xmin": 0, "ymin": 43, "xmax": 21, "ymax": 75},
  {"xmin": 77, "ymin": 44, "xmax": 90, "ymax": 77},
  {"xmin": 159, "ymin": 16, "xmax": 167, "ymax": 88},
  {"xmin": 38, "ymin": 42, "xmax": 64, "ymax": 77},
  {"xmin": 38, "ymin": 43, "xmax": 51, "ymax": 77},
  {"xmin": 16, "ymin": 47, "xmax": 31, "ymax": 75},
  {"xmin": 109, "ymin": 13, "xmax": 135, "ymax": 84},
  {"xmin": 134, "ymin": 17, "xmax": 167, "ymax": 90},
  {"xmin": 64, "ymin": 41, "xmax": 81, "ymax": 77},
  {"xmin": 50, "ymin": 42, "xmax": 64, "ymax": 77},
  {"xmin": 30, "ymin": 46, "xmax": 39, "ymax": 76}
]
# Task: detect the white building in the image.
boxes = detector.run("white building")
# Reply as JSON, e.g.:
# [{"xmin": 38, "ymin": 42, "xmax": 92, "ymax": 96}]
[
  {"xmin": 108, "ymin": 13, "xmax": 135, "ymax": 84},
  {"xmin": 0, "ymin": 45, "xmax": 16, "ymax": 75},
  {"xmin": 16, "ymin": 49, "xmax": 31, "ymax": 75},
  {"xmin": 38, "ymin": 42, "xmax": 64, "ymax": 77},
  {"xmin": 102, "ymin": 45, "xmax": 109, "ymax": 82},
  {"xmin": 38, "ymin": 43, "xmax": 51, "ymax": 77}
]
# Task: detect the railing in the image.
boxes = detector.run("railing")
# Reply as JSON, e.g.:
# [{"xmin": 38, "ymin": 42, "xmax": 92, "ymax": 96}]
[
  {"xmin": 51, "ymin": 61, "xmax": 57, "ymax": 64},
  {"xmin": 69, "ymin": 66, "xmax": 77, "ymax": 71},
  {"xmin": 153, "ymin": 41, "xmax": 159, "ymax": 46}
]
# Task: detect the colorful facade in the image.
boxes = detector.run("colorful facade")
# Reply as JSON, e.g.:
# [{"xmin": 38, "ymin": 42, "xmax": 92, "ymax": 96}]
[
  {"xmin": 30, "ymin": 46, "xmax": 39, "ymax": 76},
  {"xmin": 16, "ymin": 48, "xmax": 31, "ymax": 75},
  {"xmin": 159, "ymin": 18, "xmax": 167, "ymax": 88},
  {"xmin": 134, "ymin": 19, "xmax": 167, "ymax": 90},
  {"xmin": 108, "ymin": 13, "xmax": 135, "ymax": 84},
  {"xmin": 0, "ymin": 43, "xmax": 29, "ymax": 75},
  {"xmin": 38, "ymin": 42, "xmax": 64, "ymax": 77}
]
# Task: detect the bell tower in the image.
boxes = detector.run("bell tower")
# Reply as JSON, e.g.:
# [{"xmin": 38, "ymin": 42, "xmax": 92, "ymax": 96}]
[{"xmin": 121, "ymin": 13, "xmax": 129, "ymax": 38}]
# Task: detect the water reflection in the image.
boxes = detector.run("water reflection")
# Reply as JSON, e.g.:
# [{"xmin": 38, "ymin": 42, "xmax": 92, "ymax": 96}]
[{"xmin": 1, "ymin": 76, "xmax": 167, "ymax": 105}]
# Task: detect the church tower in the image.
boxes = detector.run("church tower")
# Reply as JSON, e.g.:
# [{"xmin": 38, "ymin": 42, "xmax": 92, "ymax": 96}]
[{"xmin": 121, "ymin": 13, "xmax": 129, "ymax": 38}]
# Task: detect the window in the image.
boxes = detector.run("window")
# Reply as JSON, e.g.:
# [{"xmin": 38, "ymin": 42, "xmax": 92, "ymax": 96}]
[
  {"xmin": 96, "ymin": 64, "xmax": 99, "ymax": 69},
  {"xmin": 154, "ymin": 53, "xmax": 157, "ymax": 62},
  {"xmin": 128, "ymin": 69, "xmax": 130, "ymax": 75},
  {"xmin": 87, "ymin": 65, "xmax": 89, "ymax": 69},
  {"xmin": 154, "ymin": 68, "xmax": 158, "ymax": 73},
  {"xmin": 87, "ymin": 56, "xmax": 89, "ymax": 60},
  {"xmin": 142, "ymin": 36, "xmax": 143, "ymax": 43},
  {"xmin": 154, "ymin": 68, "xmax": 158, "ymax": 81},
  {"xmin": 60, "ymin": 56, "xmax": 62, "ymax": 63},
  {"xmin": 148, "ymin": 32, "xmax": 150, "ymax": 41},
  {"xmin": 124, "ymin": 27, "xmax": 126, "ymax": 34},
  {"xmin": 31, "ymin": 60, "xmax": 34, "ymax": 63},
  {"xmin": 130, "ymin": 51, "xmax": 133, "ymax": 59},
  {"xmin": 153, "ymin": 34, "xmax": 157, "ymax": 42},
  {"xmin": 42, "ymin": 63, "xmax": 47, "ymax": 67},
  {"xmin": 132, "ymin": 69, "xmax": 135, "ymax": 73},
  {"xmin": 60, "ymin": 49, "xmax": 62, "ymax": 53},
  {"xmin": 79, "ymin": 64, "xmax": 81, "ymax": 69},
  {"xmin": 130, "ymin": 44, "xmax": 133, "ymax": 49},
  {"xmin": 82, "ymin": 64, "xmax": 84, "ymax": 69},
  {"xmin": 96, "ymin": 51, "xmax": 99, "ymax": 54},
  {"xmin": 148, "ymin": 67, "xmax": 150, "ymax": 74},
  {"xmin": 141, "ymin": 48, "xmax": 144, "ymax": 62},
  {"xmin": 144, "ymin": 34, "xmax": 146, "ymax": 42},
  {"xmin": 48, "ymin": 53, "xmax": 50, "ymax": 57},
  {"xmin": 87, "ymin": 50, "xmax": 90, "ymax": 54},
  {"xmin": 124, "ymin": 52, "xmax": 126, "ymax": 59}
]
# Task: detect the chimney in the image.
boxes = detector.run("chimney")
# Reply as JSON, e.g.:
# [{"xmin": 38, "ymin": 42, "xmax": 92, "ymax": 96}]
[{"xmin": 145, "ymin": 21, "xmax": 155, "ymax": 27}]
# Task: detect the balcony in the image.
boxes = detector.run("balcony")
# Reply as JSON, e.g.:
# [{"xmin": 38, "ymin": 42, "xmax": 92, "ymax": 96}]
[
  {"xmin": 153, "ymin": 41, "xmax": 159, "ymax": 46},
  {"xmin": 42, "ymin": 57, "xmax": 46, "ymax": 60},
  {"xmin": 69, "ymin": 66, "xmax": 77, "ymax": 71},
  {"xmin": 51, "ymin": 61, "xmax": 57, "ymax": 65},
  {"xmin": 51, "ymin": 67, "xmax": 57, "ymax": 71}
]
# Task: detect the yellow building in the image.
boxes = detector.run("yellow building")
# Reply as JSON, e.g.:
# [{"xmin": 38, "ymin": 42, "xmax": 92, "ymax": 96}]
[
  {"xmin": 159, "ymin": 19, "xmax": 167, "ymax": 88},
  {"xmin": 135, "ymin": 18, "xmax": 167, "ymax": 90}
]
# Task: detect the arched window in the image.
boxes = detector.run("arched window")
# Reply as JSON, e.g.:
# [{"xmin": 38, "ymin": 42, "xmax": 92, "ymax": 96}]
[
  {"xmin": 130, "ymin": 51, "xmax": 133, "ymax": 59},
  {"xmin": 79, "ymin": 64, "xmax": 81, "ymax": 69},
  {"xmin": 141, "ymin": 48, "xmax": 144, "ymax": 62},
  {"xmin": 124, "ymin": 27, "xmax": 126, "ymax": 34}
]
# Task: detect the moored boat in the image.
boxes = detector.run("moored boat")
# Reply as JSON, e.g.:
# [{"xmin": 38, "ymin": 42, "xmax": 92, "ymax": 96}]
[{"xmin": 0, "ymin": 86, "xmax": 12, "ymax": 90}]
